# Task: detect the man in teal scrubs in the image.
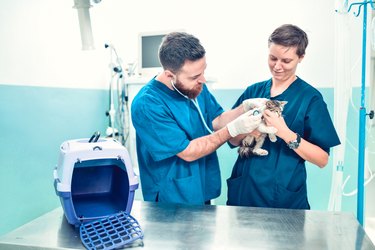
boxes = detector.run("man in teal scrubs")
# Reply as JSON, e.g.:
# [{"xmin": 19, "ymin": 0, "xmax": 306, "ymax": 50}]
[{"xmin": 131, "ymin": 32, "xmax": 262, "ymax": 205}]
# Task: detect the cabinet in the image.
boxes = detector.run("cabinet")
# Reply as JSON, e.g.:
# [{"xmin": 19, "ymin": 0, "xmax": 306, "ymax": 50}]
[{"xmin": 125, "ymin": 77, "xmax": 149, "ymax": 172}]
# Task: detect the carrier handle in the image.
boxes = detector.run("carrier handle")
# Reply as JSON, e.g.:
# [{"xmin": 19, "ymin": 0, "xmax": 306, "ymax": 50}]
[{"xmin": 88, "ymin": 131, "xmax": 101, "ymax": 143}]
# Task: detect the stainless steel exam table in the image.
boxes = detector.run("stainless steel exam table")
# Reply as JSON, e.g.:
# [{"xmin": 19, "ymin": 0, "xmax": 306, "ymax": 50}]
[{"xmin": 0, "ymin": 200, "xmax": 374, "ymax": 249}]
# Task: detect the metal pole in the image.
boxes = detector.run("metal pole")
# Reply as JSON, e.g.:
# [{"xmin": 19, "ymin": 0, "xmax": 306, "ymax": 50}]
[{"xmin": 357, "ymin": 2, "xmax": 368, "ymax": 226}]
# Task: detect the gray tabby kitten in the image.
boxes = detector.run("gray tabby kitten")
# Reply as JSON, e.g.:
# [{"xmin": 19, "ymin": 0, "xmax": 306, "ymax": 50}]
[{"xmin": 238, "ymin": 100, "xmax": 287, "ymax": 158}]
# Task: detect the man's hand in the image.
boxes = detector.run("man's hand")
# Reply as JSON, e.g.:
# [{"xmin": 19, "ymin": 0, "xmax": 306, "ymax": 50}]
[
  {"xmin": 227, "ymin": 110, "xmax": 262, "ymax": 137},
  {"xmin": 248, "ymin": 129, "xmax": 262, "ymax": 138},
  {"xmin": 242, "ymin": 98, "xmax": 268, "ymax": 112}
]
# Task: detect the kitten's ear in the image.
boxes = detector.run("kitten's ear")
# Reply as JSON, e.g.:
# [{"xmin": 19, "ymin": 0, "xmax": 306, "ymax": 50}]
[{"xmin": 281, "ymin": 101, "xmax": 288, "ymax": 106}]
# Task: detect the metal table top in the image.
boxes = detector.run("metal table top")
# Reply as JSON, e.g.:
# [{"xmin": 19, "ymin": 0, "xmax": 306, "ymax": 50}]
[{"xmin": 0, "ymin": 200, "xmax": 374, "ymax": 250}]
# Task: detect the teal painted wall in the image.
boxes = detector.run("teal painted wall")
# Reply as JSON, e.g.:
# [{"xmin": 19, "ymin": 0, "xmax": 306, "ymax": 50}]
[
  {"xmin": 0, "ymin": 84, "xmax": 361, "ymax": 236},
  {"xmin": 0, "ymin": 85, "xmax": 108, "ymax": 236}
]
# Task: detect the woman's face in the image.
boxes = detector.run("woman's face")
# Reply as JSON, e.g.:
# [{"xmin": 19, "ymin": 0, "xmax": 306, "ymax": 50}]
[{"xmin": 267, "ymin": 43, "xmax": 304, "ymax": 83}]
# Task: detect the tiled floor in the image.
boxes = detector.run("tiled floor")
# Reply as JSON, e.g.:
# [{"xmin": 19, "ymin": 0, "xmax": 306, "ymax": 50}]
[
  {"xmin": 365, "ymin": 161, "xmax": 375, "ymax": 244},
  {"xmin": 366, "ymin": 218, "xmax": 375, "ymax": 245}
]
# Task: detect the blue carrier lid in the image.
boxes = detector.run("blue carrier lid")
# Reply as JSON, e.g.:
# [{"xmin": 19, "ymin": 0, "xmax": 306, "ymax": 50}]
[{"xmin": 79, "ymin": 211, "xmax": 144, "ymax": 250}]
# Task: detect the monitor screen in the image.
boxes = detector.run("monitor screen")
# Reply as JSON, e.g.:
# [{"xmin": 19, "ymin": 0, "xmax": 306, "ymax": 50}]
[
  {"xmin": 138, "ymin": 32, "xmax": 166, "ymax": 77},
  {"xmin": 141, "ymin": 35, "xmax": 164, "ymax": 68}
]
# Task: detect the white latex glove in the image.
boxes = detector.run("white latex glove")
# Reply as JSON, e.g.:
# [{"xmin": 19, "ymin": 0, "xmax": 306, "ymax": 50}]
[
  {"xmin": 242, "ymin": 98, "xmax": 268, "ymax": 112},
  {"xmin": 227, "ymin": 110, "xmax": 262, "ymax": 137}
]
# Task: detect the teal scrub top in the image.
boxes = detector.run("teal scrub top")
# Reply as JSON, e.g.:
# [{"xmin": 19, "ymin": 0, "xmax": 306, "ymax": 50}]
[
  {"xmin": 131, "ymin": 78, "xmax": 224, "ymax": 205},
  {"xmin": 227, "ymin": 77, "xmax": 341, "ymax": 209}
]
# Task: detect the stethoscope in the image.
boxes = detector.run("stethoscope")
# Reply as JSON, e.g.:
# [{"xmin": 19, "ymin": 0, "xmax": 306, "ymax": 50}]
[{"xmin": 171, "ymin": 80, "xmax": 213, "ymax": 134}]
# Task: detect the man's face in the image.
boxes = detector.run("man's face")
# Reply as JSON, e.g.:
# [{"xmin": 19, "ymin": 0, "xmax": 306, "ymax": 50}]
[{"xmin": 173, "ymin": 57, "xmax": 207, "ymax": 99}]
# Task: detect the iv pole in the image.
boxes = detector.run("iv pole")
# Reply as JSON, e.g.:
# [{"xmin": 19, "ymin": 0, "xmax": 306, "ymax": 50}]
[
  {"xmin": 104, "ymin": 43, "xmax": 130, "ymax": 146},
  {"xmin": 345, "ymin": 0, "xmax": 375, "ymax": 226}
]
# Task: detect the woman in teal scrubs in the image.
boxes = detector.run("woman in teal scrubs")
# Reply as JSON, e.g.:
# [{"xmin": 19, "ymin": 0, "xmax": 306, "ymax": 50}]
[{"xmin": 227, "ymin": 24, "xmax": 341, "ymax": 209}]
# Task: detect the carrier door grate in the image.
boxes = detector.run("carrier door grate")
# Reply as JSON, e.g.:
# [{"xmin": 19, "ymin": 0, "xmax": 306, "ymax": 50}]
[{"xmin": 79, "ymin": 211, "xmax": 143, "ymax": 250}]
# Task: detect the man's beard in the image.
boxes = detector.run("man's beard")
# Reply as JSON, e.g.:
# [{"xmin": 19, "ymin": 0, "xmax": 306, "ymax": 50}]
[{"xmin": 174, "ymin": 79, "xmax": 203, "ymax": 99}]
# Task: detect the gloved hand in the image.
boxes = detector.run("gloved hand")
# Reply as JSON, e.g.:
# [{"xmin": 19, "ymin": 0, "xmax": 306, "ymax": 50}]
[
  {"xmin": 242, "ymin": 98, "xmax": 268, "ymax": 112},
  {"xmin": 227, "ymin": 110, "xmax": 262, "ymax": 137}
]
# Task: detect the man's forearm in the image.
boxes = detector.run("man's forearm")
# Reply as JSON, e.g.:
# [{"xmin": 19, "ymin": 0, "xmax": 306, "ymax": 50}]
[{"xmin": 177, "ymin": 127, "xmax": 232, "ymax": 162}]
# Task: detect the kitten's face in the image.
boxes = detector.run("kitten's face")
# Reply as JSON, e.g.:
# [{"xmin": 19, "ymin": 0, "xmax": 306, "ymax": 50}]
[{"xmin": 265, "ymin": 100, "xmax": 287, "ymax": 115}]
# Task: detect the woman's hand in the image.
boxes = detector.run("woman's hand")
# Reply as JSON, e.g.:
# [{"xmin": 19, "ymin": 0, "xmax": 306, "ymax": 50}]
[
  {"xmin": 262, "ymin": 109, "xmax": 291, "ymax": 141},
  {"xmin": 263, "ymin": 107, "xmax": 329, "ymax": 168}
]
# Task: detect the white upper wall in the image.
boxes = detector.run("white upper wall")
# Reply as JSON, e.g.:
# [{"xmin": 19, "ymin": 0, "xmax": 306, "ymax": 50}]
[{"xmin": 0, "ymin": 0, "xmax": 362, "ymax": 89}]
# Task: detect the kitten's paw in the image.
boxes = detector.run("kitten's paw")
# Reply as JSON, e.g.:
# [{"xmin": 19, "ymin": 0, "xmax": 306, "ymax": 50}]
[
  {"xmin": 252, "ymin": 148, "xmax": 269, "ymax": 156},
  {"xmin": 269, "ymin": 134, "xmax": 277, "ymax": 142}
]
